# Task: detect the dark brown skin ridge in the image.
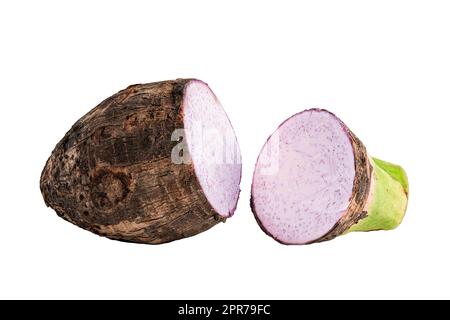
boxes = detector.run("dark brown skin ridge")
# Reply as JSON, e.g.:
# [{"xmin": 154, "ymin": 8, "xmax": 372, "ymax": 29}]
[
  {"xmin": 250, "ymin": 109, "xmax": 373, "ymax": 245},
  {"xmin": 40, "ymin": 79, "xmax": 225, "ymax": 244}
]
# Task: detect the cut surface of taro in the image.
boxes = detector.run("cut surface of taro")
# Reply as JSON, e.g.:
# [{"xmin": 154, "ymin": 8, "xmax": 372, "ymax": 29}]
[{"xmin": 251, "ymin": 109, "xmax": 408, "ymax": 245}]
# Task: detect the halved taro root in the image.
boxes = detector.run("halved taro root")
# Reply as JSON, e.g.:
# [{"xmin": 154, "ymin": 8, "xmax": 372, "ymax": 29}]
[
  {"xmin": 40, "ymin": 79, "xmax": 242, "ymax": 244},
  {"xmin": 251, "ymin": 109, "xmax": 408, "ymax": 245}
]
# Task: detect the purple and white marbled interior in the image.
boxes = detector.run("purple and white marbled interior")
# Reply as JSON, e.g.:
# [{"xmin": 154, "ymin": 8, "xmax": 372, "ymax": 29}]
[
  {"xmin": 252, "ymin": 109, "xmax": 355, "ymax": 244},
  {"xmin": 183, "ymin": 80, "xmax": 241, "ymax": 218}
]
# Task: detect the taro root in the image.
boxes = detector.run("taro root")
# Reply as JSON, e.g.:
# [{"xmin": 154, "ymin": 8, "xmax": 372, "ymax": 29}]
[
  {"xmin": 40, "ymin": 79, "xmax": 242, "ymax": 244},
  {"xmin": 251, "ymin": 109, "xmax": 408, "ymax": 245}
]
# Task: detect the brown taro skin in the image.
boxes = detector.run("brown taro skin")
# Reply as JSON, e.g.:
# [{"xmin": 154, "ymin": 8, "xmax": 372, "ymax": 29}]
[{"xmin": 40, "ymin": 79, "xmax": 229, "ymax": 244}]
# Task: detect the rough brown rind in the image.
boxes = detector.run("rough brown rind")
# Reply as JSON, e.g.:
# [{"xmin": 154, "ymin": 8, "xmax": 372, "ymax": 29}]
[
  {"xmin": 250, "ymin": 109, "xmax": 372, "ymax": 245},
  {"xmin": 40, "ymin": 79, "xmax": 226, "ymax": 244}
]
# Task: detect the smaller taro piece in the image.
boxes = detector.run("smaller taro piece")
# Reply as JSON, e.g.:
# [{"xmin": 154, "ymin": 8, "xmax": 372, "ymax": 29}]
[
  {"xmin": 40, "ymin": 79, "xmax": 242, "ymax": 244},
  {"xmin": 251, "ymin": 109, "xmax": 408, "ymax": 245}
]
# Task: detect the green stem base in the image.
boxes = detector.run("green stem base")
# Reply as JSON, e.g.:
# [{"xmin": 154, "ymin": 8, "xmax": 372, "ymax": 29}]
[{"xmin": 348, "ymin": 157, "xmax": 409, "ymax": 232}]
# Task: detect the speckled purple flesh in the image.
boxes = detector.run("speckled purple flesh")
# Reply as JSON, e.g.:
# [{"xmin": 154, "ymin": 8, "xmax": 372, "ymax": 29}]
[
  {"xmin": 183, "ymin": 81, "xmax": 242, "ymax": 218},
  {"xmin": 251, "ymin": 109, "xmax": 356, "ymax": 244}
]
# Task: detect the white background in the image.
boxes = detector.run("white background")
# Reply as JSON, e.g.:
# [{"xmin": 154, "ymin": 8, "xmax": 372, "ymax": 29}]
[{"xmin": 1, "ymin": 0, "xmax": 449, "ymax": 299}]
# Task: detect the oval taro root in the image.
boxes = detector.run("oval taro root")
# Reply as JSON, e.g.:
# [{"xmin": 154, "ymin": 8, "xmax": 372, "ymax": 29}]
[
  {"xmin": 251, "ymin": 109, "xmax": 408, "ymax": 245},
  {"xmin": 40, "ymin": 79, "xmax": 242, "ymax": 244}
]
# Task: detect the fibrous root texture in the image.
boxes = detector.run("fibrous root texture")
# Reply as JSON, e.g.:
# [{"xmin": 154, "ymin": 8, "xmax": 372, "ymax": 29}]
[{"xmin": 40, "ymin": 79, "xmax": 241, "ymax": 244}]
